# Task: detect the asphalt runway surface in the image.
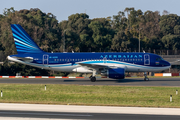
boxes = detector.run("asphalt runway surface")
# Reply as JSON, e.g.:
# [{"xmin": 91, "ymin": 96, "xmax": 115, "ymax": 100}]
[
  {"xmin": 1, "ymin": 103, "xmax": 180, "ymax": 120},
  {"xmin": 0, "ymin": 77, "xmax": 180, "ymax": 86},
  {"xmin": 0, "ymin": 110, "xmax": 180, "ymax": 120}
]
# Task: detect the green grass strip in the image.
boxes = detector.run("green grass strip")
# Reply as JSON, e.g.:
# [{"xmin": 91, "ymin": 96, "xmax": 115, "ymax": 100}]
[{"xmin": 0, "ymin": 84, "xmax": 180, "ymax": 108}]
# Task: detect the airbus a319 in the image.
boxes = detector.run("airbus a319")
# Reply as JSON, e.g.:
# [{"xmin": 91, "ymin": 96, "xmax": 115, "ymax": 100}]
[{"xmin": 7, "ymin": 24, "xmax": 171, "ymax": 82}]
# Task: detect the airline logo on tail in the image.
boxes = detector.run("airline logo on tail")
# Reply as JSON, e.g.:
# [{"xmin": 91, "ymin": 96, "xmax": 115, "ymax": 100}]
[{"xmin": 11, "ymin": 24, "xmax": 44, "ymax": 54}]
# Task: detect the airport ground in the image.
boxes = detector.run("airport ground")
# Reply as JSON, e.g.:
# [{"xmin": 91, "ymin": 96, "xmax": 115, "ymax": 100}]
[
  {"xmin": 0, "ymin": 103, "xmax": 180, "ymax": 120},
  {"xmin": 0, "ymin": 77, "xmax": 180, "ymax": 120},
  {"xmin": 0, "ymin": 77, "xmax": 180, "ymax": 86}
]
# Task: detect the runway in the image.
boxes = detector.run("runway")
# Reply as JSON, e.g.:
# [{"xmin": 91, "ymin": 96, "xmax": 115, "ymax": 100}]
[
  {"xmin": 0, "ymin": 78, "xmax": 180, "ymax": 119},
  {"xmin": 0, "ymin": 77, "xmax": 180, "ymax": 86},
  {"xmin": 0, "ymin": 103, "xmax": 180, "ymax": 120}
]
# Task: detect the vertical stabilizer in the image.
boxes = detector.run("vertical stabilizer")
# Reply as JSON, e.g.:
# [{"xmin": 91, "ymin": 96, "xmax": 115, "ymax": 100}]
[{"xmin": 11, "ymin": 24, "xmax": 44, "ymax": 54}]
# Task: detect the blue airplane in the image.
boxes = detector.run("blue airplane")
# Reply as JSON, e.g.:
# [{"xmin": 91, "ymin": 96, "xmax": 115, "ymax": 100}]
[{"xmin": 7, "ymin": 24, "xmax": 171, "ymax": 82}]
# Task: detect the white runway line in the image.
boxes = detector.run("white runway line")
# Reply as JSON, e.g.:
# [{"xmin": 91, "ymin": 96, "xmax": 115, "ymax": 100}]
[
  {"xmin": 0, "ymin": 111, "xmax": 92, "ymax": 117},
  {"xmin": 0, "ymin": 103, "xmax": 180, "ymax": 115},
  {"xmin": 0, "ymin": 117, "xmax": 78, "ymax": 120}
]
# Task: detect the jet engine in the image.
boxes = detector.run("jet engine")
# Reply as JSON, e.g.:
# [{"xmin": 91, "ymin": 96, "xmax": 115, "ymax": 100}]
[{"xmin": 101, "ymin": 68, "xmax": 125, "ymax": 79}]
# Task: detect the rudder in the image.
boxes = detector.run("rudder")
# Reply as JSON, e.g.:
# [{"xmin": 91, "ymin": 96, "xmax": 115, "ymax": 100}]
[{"xmin": 11, "ymin": 24, "xmax": 44, "ymax": 54}]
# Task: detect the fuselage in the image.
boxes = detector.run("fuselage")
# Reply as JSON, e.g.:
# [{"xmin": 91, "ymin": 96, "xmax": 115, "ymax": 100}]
[
  {"xmin": 8, "ymin": 52, "xmax": 171, "ymax": 73},
  {"xmin": 8, "ymin": 24, "xmax": 171, "ymax": 81}
]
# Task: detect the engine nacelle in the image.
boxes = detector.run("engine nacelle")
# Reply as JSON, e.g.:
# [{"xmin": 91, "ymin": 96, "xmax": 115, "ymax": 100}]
[{"xmin": 103, "ymin": 68, "xmax": 125, "ymax": 79}]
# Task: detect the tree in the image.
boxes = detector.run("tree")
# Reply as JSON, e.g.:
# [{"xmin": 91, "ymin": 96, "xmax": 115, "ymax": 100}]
[
  {"xmin": 59, "ymin": 13, "xmax": 91, "ymax": 52},
  {"xmin": 174, "ymin": 25, "xmax": 180, "ymax": 35},
  {"xmin": 111, "ymin": 31, "xmax": 127, "ymax": 51},
  {"xmin": 162, "ymin": 34, "xmax": 180, "ymax": 50},
  {"xmin": 88, "ymin": 18, "xmax": 113, "ymax": 52},
  {"xmin": 112, "ymin": 11, "xmax": 127, "ymax": 31},
  {"xmin": 159, "ymin": 14, "xmax": 180, "ymax": 36}
]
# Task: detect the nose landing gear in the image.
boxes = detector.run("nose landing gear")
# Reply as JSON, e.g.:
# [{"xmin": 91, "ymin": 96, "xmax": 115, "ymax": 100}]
[{"xmin": 144, "ymin": 72, "xmax": 149, "ymax": 81}]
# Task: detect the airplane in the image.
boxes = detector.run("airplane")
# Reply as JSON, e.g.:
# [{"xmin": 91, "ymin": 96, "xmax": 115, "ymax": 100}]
[{"xmin": 7, "ymin": 24, "xmax": 171, "ymax": 82}]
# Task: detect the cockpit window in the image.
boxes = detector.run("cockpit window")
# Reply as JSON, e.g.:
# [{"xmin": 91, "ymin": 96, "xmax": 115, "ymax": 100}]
[{"xmin": 156, "ymin": 57, "xmax": 163, "ymax": 61}]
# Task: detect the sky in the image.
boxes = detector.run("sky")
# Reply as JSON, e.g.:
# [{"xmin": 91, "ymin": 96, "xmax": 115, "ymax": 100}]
[{"xmin": 1, "ymin": 0, "xmax": 180, "ymax": 22}]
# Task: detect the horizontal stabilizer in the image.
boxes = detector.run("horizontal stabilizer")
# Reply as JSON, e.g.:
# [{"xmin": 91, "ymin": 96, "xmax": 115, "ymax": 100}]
[{"xmin": 12, "ymin": 56, "xmax": 33, "ymax": 62}]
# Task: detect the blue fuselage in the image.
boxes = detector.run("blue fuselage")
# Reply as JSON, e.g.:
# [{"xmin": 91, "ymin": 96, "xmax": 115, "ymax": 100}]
[{"xmin": 8, "ymin": 52, "xmax": 171, "ymax": 73}]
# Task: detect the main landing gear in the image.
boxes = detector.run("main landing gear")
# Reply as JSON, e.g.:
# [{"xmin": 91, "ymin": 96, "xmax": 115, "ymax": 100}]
[
  {"xmin": 89, "ymin": 75, "xmax": 96, "ymax": 82},
  {"xmin": 89, "ymin": 69, "xmax": 97, "ymax": 82},
  {"xmin": 144, "ymin": 72, "xmax": 149, "ymax": 81}
]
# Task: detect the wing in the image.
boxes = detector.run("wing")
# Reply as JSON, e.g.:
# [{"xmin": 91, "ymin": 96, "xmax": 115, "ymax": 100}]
[{"xmin": 78, "ymin": 62, "xmax": 109, "ymax": 69}]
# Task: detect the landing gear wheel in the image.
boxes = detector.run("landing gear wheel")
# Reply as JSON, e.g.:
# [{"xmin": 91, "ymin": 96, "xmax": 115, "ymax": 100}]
[
  {"xmin": 90, "ymin": 77, "xmax": 96, "ymax": 82},
  {"xmin": 144, "ymin": 77, "xmax": 149, "ymax": 81}
]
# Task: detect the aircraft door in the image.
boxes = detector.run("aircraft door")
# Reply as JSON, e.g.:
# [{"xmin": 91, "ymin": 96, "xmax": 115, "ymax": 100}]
[
  {"xmin": 43, "ymin": 55, "xmax": 49, "ymax": 65},
  {"xmin": 144, "ymin": 54, "xmax": 150, "ymax": 65}
]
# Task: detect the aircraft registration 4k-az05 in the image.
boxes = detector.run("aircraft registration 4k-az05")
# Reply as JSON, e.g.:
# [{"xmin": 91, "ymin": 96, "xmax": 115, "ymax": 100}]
[{"xmin": 7, "ymin": 24, "xmax": 171, "ymax": 82}]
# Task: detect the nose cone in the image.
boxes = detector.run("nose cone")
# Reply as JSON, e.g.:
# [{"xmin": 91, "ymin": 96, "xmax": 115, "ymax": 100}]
[
  {"xmin": 165, "ymin": 61, "xmax": 171, "ymax": 67},
  {"xmin": 162, "ymin": 60, "xmax": 171, "ymax": 68},
  {"xmin": 167, "ymin": 61, "xmax": 171, "ymax": 67}
]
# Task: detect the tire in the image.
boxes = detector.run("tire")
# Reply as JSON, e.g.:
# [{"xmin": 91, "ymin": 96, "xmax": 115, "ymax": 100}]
[
  {"xmin": 144, "ymin": 77, "xmax": 149, "ymax": 81},
  {"xmin": 91, "ymin": 77, "xmax": 96, "ymax": 82}
]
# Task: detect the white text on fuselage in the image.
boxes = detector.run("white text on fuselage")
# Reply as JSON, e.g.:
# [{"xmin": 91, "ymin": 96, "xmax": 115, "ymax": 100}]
[{"xmin": 100, "ymin": 55, "xmax": 143, "ymax": 59}]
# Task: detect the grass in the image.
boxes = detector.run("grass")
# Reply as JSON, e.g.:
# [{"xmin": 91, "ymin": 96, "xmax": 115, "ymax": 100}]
[{"xmin": 0, "ymin": 84, "xmax": 180, "ymax": 107}]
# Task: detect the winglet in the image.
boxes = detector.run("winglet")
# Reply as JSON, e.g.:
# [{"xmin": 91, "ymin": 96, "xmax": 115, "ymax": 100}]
[{"xmin": 11, "ymin": 24, "xmax": 45, "ymax": 54}]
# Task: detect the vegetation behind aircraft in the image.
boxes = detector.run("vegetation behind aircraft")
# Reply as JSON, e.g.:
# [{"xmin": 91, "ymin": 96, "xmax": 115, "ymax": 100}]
[{"xmin": 0, "ymin": 7, "xmax": 179, "ymax": 75}]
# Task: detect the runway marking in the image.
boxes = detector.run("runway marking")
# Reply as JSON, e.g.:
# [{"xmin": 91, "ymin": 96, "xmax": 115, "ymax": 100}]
[
  {"xmin": 0, "ymin": 111, "xmax": 92, "ymax": 117},
  {"xmin": 0, "ymin": 117, "xmax": 80, "ymax": 120}
]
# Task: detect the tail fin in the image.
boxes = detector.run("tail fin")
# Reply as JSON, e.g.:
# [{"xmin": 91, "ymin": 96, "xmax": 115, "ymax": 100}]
[{"xmin": 11, "ymin": 24, "xmax": 44, "ymax": 54}]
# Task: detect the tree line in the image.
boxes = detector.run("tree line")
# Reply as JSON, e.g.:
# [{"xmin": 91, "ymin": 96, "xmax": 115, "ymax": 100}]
[{"xmin": 0, "ymin": 7, "xmax": 179, "ymax": 75}]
